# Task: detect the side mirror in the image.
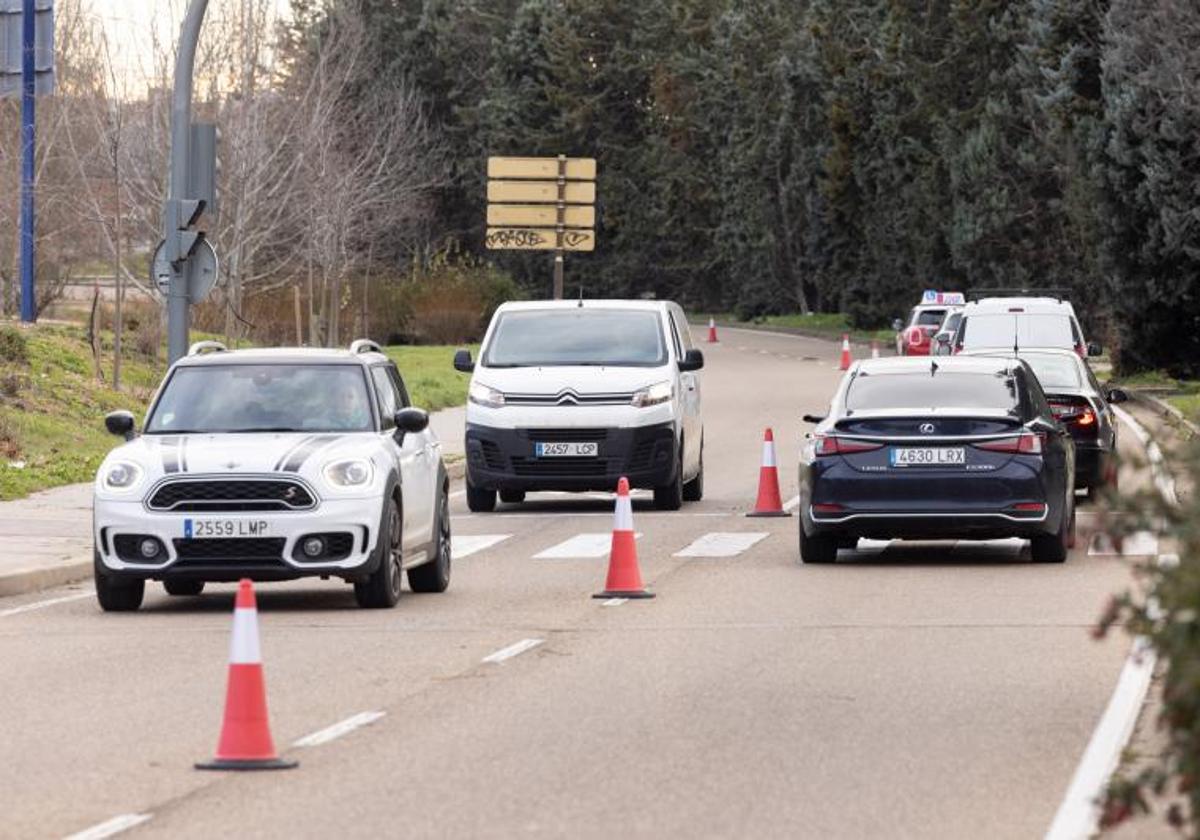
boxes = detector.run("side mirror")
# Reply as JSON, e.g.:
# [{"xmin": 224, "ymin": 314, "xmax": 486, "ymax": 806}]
[
  {"xmin": 394, "ymin": 407, "xmax": 430, "ymax": 434},
  {"xmin": 678, "ymin": 348, "xmax": 705, "ymax": 372},
  {"xmin": 937, "ymin": 333, "xmax": 951, "ymax": 345},
  {"xmin": 453, "ymin": 349, "xmax": 474, "ymax": 373},
  {"xmin": 105, "ymin": 410, "xmax": 136, "ymax": 441},
  {"xmin": 1087, "ymin": 343, "xmax": 1103, "ymax": 357},
  {"xmin": 892, "ymin": 319, "xmax": 904, "ymax": 332},
  {"xmin": 1106, "ymin": 388, "xmax": 1129, "ymax": 405},
  {"xmin": 802, "ymin": 414, "xmax": 826, "ymax": 424}
]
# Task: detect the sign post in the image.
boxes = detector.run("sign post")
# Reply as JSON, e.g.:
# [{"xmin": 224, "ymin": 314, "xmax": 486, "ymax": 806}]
[
  {"xmin": 486, "ymin": 155, "xmax": 596, "ymax": 299},
  {"xmin": 1, "ymin": 0, "xmax": 54, "ymax": 322}
]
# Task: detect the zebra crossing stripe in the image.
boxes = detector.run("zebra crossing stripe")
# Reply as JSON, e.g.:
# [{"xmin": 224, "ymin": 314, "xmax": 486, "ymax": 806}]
[
  {"xmin": 535, "ymin": 533, "xmax": 640, "ymax": 559},
  {"xmin": 452, "ymin": 534, "xmax": 511, "ymax": 559},
  {"xmin": 674, "ymin": 532, "xmax": 769, "ymax": 557}
]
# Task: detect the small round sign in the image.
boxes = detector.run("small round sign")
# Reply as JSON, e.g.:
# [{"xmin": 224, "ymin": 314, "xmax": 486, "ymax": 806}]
[{"xmin": 151, "ymin": 238, "xmax": 220, "ymax": 302}]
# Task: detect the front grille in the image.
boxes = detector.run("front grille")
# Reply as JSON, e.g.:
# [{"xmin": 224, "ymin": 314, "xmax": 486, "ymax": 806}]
[
  {"xmin": 627, "ymin": 439, "xmax": 658, "ymax": 473},
  {"xmin": 520, "ymin": 428, "xmax": 610, "ymax": 442},
  {"xmin": 505, "ymin": 392, "xmax": 633, "ymax": 407},
  {"xmin": 510, "ymin": 457, "xmax": 613, "ymax": 477},
  {"xmin": 172, "ymin": 538, "xmax": 287, "ymax": 565},
  {"xmin": 149, "ymin": 480, "xmax": 315, "ymax": 512}
]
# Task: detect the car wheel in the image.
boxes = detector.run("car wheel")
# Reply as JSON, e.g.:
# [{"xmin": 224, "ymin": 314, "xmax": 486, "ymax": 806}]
[
  {"xmin": 682, "ymin": 439, "xmax": 704, "ymax": 502},
  {"xmin": 653, "ymin": 444, "xmax": 684, "ymax": 511},
  {"xmin": 163, "ymin": 579, "xmax": 204, "ymax": 597},
  {"xmin": 499, "ymin": 489, "xmax": 526, "ymax": 504},
  {"xmin": 409, "ymin": 488, "xmax": 451, "ymax": 594},
  {"xmin": 466, "ymin": 478, "xmax": 497, "ymax": 513},
  {"xmin": 1031, "ymin": 496, "xmax": 1072, "ymax": 564},
  {"xmin": 94, "ymin": 551, "xmax": 144, "ymax": 612},
  {"xmin": 799, "ymin": 527, "xmax": 838, "ymax": 564},
  {"xmin": 355, "ymin": 497, "xmax": 403, "ymax": 608}
]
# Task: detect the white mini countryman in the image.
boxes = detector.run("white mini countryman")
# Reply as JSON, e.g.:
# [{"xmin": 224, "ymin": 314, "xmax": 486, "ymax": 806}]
[{"xmin": 92, "ymin": 340, "xmax": 451, "ymax": 611}]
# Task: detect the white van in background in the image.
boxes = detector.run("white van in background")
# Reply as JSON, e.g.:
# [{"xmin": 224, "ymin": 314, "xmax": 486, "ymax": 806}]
[{"xmin": 453, "ymin": 300, "xmax": 705, "ymax": 511}]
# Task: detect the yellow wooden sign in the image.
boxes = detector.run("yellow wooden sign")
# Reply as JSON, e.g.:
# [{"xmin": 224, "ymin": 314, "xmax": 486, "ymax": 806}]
[
  {"xmin": 486, "ymin": 204, "xmax": 595, "ymax": 228},
  {"xmin": 487, "ymin": 180, "xmax": 596, "ymax": 204},
  {"xmin": 487, "ymin": 156, "xmax": 597, "ymax": 181},
  {"xmin": 485, "ymin": 228, "xmax": 595, "ymax": 252}
]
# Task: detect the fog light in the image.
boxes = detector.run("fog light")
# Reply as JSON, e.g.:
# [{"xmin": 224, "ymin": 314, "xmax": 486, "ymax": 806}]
[
  {"xmin": 302, "ymin": 537, "xmax": 325, "ymax": 558},
  {"xmin": 139, "ymin": 538, "xmax": 160, "ymax": 559}
]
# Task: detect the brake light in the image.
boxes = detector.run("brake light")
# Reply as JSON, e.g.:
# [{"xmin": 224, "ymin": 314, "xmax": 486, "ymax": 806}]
[
  {"xmin": 1050, "ymin": 403, "xmax": 1097, "ymax": 428},
  {"xmin": 814, "ymin": 435, "xmax": 884, "ymax": 456},
  {"xmin": 812, "ymin": 503, "xmax": 845, "ymax": 514},
  {"xmin": 1009, "ymin": 502, "xmax": 1047, "ymax": 515},
  {"xmin": 906, "ymin": 326, "xmax": 925, "ymax": 347},
  {"xmin": 973, "ymin": 433, "xmax": 1045, "ymax": 454},
  {"xmin": 1077, "ymin": 409, "xmax": 1096, "ymax": 426}
]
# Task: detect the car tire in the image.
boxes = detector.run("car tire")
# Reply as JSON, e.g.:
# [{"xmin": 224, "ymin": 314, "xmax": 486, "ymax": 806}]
[
  {"xmin": 653, "ymin": 444, "xmax": 684, "ymax": 511},
  {"xmin": 682, "ymin": 439, "xmax": 704, "ymax": 502},
  {"xmin": 466, "ymin": 479, "xmax": 497, "ymax": 513},
  {"xmin": 94, "ymin": 551, "xmax": 145, "ymax": 612},
  {"xmin": 163, "ymin": 579, "xmax": 204, "ymax": 597},
  {"xmin": 499, "ymin": 489, "xmax": 526, "ymax": 504},
  {"xmin": 1031, "ymin": 497, "xmax": 1072, "ymax": 564},
  {"xmin": 355, "ymin": 497, "xmax": 403, "ymax": 608},
  {"xmin": 799, "ymin": 528, "xmax": 838, "ymax": 564},
  {"xmin": 409, "ymin": 487, "xmax": 451, "ymax": 594}
]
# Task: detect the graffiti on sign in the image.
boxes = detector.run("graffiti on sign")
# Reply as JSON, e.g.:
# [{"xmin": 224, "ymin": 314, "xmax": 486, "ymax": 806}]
[{"xmin": 486, "ymin": 229, "xmax": 548, "ymax": 249}]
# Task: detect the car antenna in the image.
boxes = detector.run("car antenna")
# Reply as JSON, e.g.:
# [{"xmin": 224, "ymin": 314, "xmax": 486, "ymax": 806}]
[
  {"xmin": 577, "ymin": 287, "xmax": 584, "ymax": 308},
  {"xmin": 1013, "ymin": 314, "xmax": 1020, "ymax": 356}
]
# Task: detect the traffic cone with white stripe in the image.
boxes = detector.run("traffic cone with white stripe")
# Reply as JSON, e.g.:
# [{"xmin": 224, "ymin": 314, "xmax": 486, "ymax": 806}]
[
  {"xmin": 839, "ymin": 333, "xmax": 853, "ymax": 370},
  {"xmin": 747, "ymin": 428, "xmax": 792, "ymax": 518},
  {"xmin": 707, "ymin": 317, "xmax": 719, "ymax": 343},
  {"xmin": 593, "ymin": 477, "xmax": 654, "ymax": 599},
  {"xmin": 196, "ymin": 579, "xmax": 296, "ymax": 770}
]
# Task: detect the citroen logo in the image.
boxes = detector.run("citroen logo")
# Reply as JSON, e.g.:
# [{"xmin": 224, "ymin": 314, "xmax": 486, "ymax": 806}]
[
  {"xmin": 224, "ymin": 461, "xmax": 240, "ymax": 469},
  {"xmin": 919, "ymin": 423, "xmax": 936, "ymax": 435},
  {"xmin": 555, "ymin": 389, "xmax": 580, "ymax": 406}
]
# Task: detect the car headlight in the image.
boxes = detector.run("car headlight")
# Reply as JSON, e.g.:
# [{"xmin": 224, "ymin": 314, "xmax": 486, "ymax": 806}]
[
  {"xmin": 324, "ymin": 459, "xmax": 374, "ymax": 488},
  {"xmin": 469, "ymin": 381, "xmax": 506, "ymax": 408},
  {"xmin": 103, "ymin": 461, "xmax": 143, "ymax": 492},
  {"xmin": 631, "ymin": 381, "xmax": 673, "ymax": 408}
]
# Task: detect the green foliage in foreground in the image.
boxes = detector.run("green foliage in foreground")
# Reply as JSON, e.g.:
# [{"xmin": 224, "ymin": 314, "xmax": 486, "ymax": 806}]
[{"xmin": 1097, "ymin": 438, "xmax": 1200, "ymax": 832}]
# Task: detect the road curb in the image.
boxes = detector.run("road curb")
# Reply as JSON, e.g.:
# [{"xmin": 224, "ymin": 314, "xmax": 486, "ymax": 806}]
[
  {"xmin": 1128, "ymin": 390, "xmax": 1200, "ymax": 439},
  {"xmin": 0, "ymin": 557, "xmax": 92, "ymax": 598},
  {"xmin": 446, "ymin": 460, "xmax": 466, "ymax": 481}
]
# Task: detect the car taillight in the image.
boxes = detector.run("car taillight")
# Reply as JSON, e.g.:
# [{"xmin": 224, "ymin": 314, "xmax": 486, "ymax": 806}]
[
  {"xmin": 1009, "ymin": 502, "xmax": 1047, "ymax": 516},
  {"xmin": 814, "ymin": 435, "xmax": 884, "ymax": 456},
  {"xmin": 1050, "ymin": 402, "xmax": 1098, "ymax": 430},
  {"xmin": 1077, "ymin": 408, "xmax": 1096, "ymax": 426},
  {"xmin": 973, "ymin": 433, "xmax": 1045, "ymax": 455},
  {"xmin": 906, "ymin": 326, "xmax": 925, "ymax": 347}
]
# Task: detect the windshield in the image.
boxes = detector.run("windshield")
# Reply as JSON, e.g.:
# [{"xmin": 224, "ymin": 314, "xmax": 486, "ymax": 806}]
[
  {"xmin": 146, "ymin": 365, "xmax": 374, "ymax": 433},
  {"xmin": 961, "ymin": 313, "xmax": 1075, "ymax": 350},
  {"xmin": 914, "ymin": 309, "xmax": 946, "ymax": 327},
  {"xmin": 484, "ymin": 309, "xmax": 667, "ymax": 367},
  {"xmin": 1020, "ymin": 354, "xmax": 1082, "ymax": 391},
  {"xmin": 845, "ymin": 371, "xmax": 1018, "ymax": 412}
]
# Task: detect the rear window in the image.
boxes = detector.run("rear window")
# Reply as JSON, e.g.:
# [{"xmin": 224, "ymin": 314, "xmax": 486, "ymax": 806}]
[
  {"xmin": 1021, "ymin": 355, "xmax": 1082, "ymax": 391},
  {"xmin": 845, "ymin": 371, "xmax": 1018, "ymax": 412},
  {"xmin": 914, "ymin": 309, "xmax": 946, "ymax": 327},
  {"xmin": 961, "ymin": 314, "xmax": 1075, "ymax": 350}
]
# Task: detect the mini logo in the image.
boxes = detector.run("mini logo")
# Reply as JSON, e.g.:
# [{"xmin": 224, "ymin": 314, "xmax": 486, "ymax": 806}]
[
  {"xmin": 284, "ymin": 486, "xmax": 298, "ymax": 501},
  {"xmin": 919, "ymin": 423, "xmax": 936, "ymax": 434}
]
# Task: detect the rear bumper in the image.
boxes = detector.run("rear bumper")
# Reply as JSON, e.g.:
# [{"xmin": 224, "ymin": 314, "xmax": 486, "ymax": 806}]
[
  {"xmin": 1074, "ymin": 445, "xmax": 1111, "ymax": 488},
  {"xmin": 805, "ymin": 508, "xmax": 1055, "ymax": 540},
  {"xmin": 466, "ymin": 421, "xmax": 678, "ymax": 492}
]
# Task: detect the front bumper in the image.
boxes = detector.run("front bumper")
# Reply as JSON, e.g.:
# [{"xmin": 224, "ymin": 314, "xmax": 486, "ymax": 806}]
[
  {"xmin": 465, "ymin": 421, "xmax": 678, "ymax": 492},
  {"xmin": 94, "ymin": 496, "xmax": 383, "ymax": 582}
]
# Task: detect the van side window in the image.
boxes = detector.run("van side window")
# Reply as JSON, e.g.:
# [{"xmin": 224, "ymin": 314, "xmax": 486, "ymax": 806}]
[
  {"xmin": 670, "ymin": 310, "xmax": 695, "ymax": 353},
  {"xmin": 387, "ymin": 366, "xmax": 411, "ymax": 408},
  {"xmin": 667, "ymin": 315, "xmax": 683, "ymax": 360}
]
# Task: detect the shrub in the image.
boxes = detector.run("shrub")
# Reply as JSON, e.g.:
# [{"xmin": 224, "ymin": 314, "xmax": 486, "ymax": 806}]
[
  {"xmin": 1096, "ymin": 436, "xmax": 1200, "ymax": 833},
  {"xmin": 0, "ymin": 327, "xmax": 28, "ymax": 365}
]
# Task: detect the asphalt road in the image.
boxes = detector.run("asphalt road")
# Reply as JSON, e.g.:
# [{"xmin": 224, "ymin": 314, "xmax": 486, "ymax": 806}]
[{"xmin": 0, "ymin": 327, "xmax": 1152, "ymax": 839}]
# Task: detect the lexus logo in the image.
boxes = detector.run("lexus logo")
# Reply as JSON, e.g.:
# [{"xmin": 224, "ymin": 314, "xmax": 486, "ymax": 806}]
[{"xmin": 919, "ymin": 423, "xmax": 936, "ymax": 435}]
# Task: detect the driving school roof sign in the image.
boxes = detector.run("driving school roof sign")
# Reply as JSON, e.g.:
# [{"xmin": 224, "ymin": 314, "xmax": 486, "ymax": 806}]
[{"xmin": 922, "ymin": 290, "xmax": 965, "ymax": 305}]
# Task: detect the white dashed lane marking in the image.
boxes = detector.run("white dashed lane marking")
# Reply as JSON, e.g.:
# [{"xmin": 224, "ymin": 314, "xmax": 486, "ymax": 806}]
[
  {"xmin": 674, "ymin": 532, "xmax": 769, "ymax": 557},
  {"xmin": 451, "ymin": 534, "xmax": 511, "ymax": 559},
  {"xmin": 64, "ymin": 814, "xmax": 153, "ymax": 840},
  {"xmin": 534, "ymin": 533, "xmax": 640, "ymax": 559},
  {"xmin": 0, "ymin": 591, "xmax": 93, "ymax": 619},
  {"xmin": 482, "ymin": 638, "xmax": 544, "ymax": 664},
  {"xmin": 293, "ymin": 711, "xmax": 386, "ymax": 748}
]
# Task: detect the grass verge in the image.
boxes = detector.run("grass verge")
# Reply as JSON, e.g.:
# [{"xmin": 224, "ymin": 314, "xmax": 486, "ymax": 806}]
[
  {"xmin": 385, "ymin": 344, "xmax": 476, "ymax": 413},
  {"xmin": 696, "ymin": 312, "xmax": 894, "ymax": 344}
]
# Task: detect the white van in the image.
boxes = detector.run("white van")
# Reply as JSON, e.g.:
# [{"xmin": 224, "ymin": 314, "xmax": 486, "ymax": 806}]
[{"xmin": 453, "ymin": 300, "xmax": 704, "ymax": 511}]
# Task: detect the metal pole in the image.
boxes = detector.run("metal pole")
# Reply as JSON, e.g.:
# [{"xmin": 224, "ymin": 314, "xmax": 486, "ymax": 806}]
[
  {"xmin": 553, "ymin": 154, "xmax": 566, "ymax": 300},
  {"xmin": 18, "ymin": 0, "xmax": 36, "ymax": 323},
  {"xmin": 165, "ymin": 0, "xmax": 209, "ymax": 364}
]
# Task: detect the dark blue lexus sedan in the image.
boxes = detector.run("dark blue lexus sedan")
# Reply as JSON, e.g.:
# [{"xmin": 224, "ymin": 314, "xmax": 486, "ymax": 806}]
[{"xmin": 799, "ymin": 356, "xmax": 1075, "ymax": 564}]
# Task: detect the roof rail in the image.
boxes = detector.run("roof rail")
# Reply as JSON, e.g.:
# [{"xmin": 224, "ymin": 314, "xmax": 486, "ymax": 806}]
[
  {"xmin": 965, "ymin": 287, "xmax": 1069, "ymax": 302},
  {"xmin": 187, "ymin": 340, "xmax": 228, "ymax": 356},
  {"xmin": 349, "ymin": 338, "xmax": 383, "ymax": 355}
]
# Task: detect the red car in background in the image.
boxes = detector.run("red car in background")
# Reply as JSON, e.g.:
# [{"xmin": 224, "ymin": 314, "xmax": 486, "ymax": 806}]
[{"xmin": 893, "ymin": 291, "xmax": 965, "ymax": 356}]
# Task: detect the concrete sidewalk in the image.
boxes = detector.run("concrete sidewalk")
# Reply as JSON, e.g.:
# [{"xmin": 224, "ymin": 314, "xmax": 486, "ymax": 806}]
[{"xmin": 0, "ymin": 407, "xmax": 469, "ymax": 600}]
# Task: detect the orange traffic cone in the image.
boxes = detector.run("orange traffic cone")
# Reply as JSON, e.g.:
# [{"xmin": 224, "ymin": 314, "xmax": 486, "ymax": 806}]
[
  {"xmin": 871, "ymin": 340, "xmax": 880, "ymax": 359},
  {"xmin": 707, "ymin": 317, "xmax": 719, "ymax": 343},
  {"xmin": 196, "ymin": 579, "xmax": 296, "ymax": 771},
  {"xmin": 593, "ymin": 477, "xmax": 654, "ymax": 599},
  {"xmin": 839, "ymin": 333, "xmax": 853, "ymax": 370},
  {"xmin": 747, "ymin": 428, "xmax": 792, "ymax": 518}
]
